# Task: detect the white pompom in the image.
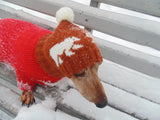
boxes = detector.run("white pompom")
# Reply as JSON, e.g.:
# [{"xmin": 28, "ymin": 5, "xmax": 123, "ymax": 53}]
[{"xmin": 56, "ymin": 7, "xmax": 74, "ymax": 23}]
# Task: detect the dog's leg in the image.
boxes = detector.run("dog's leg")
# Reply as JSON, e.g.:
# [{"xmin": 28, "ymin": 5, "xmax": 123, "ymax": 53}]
[
  {"xmin": 21, "ymin": 91, "xmax": 35, "ymax": 107},
  {"xmin": 15, "ymin": 70, "xmax": 36, "ymax": 107}
]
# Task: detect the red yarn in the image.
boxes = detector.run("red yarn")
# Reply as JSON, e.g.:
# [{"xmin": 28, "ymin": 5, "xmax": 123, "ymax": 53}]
[{"xmin": 0, "ymin": 19, "xmax": 62, "ymax": 91}]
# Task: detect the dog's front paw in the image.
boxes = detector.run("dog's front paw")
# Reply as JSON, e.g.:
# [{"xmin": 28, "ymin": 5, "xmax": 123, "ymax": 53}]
[{"xmin": 21, "ymin": 91, "xmax": 35, "ymax": 107}]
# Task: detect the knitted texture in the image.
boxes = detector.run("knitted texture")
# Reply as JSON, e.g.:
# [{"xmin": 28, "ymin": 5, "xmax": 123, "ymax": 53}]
[
  {"xmin": 0, "ymin": 18, "xmax": 62, "ymax": 91},
  {"xmin": 36, "ymin": 20, "xmax": 103, "ymax": 78},
  {"xmin": 0, "ymin": 17, "xmax": 103, "ymax": 90}
]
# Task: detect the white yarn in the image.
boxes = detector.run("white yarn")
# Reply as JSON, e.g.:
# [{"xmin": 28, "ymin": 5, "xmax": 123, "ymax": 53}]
[
  {"xmin": 49, "ymin": 36, "xmax": 83, "ymax": 67},
  {"xmin": 56, "ymin": 7, "xmax": 74, "ymax": 23}
]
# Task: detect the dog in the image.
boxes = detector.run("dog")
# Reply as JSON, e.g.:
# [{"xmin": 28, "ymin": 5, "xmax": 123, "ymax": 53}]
[{"xmin": 0, "ymin": 7, "xmax": 107, "ymax": 108}]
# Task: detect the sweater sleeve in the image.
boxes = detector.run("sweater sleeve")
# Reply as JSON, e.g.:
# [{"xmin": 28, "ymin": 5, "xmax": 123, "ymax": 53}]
[{"xmin": 16, "ymin": 70, "xmax": 36, "ymax": 91}]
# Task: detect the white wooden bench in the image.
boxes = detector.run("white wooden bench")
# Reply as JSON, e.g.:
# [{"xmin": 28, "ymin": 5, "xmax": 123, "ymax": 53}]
[{"xmin": 0, "ymin": 0, "xmax": 160, "ymax": 120}]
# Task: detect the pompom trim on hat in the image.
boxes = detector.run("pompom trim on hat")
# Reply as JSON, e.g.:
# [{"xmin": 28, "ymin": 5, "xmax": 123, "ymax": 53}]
[{"xmin": 56, "ymin": 7, "xmax": 74, "ymax": 23}]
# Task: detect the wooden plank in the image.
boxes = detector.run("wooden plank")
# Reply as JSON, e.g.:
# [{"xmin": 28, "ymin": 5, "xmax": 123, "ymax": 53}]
[
  {"xmin": 0, "ymin": 106, "xmax": 14, "ymax": 120},
  {"xmin": 0, "ymin": 71, "xmax": 90, "ymax": 120},
  {"xmin": 2, "ymin": 62, "xmax": 159, "ymax": 120},
  {"xmin": 1, "ymin": 61, "xmax": 160, "ymax": 120},
  {"xmin": 99, "ymin": 60, "xmax": 160, "ymax": 105},
  {"xmin": 96, "ymin": 0, "xmax": 160, "ymax": 17},
  {"xmin": 97, "ymin": 37, "xmax": 160, "ymax": 78},
  {"xmin": 61, "ymin": 87, "xmax": 160, "ymax": 120},
  {"xmin": 0, "ymin": 82, "xmax": 21, "ymax": 116},
  {"xmin": 85, "ymin": 0, "xmax": 100, "ymax": 31},
  {"xmin": 3, "ymin": 0, "xmax": 160, "ymax": 50},
  {"xmin": 0, "ymin": 1, "xmax": 57, "ymax": 30}
]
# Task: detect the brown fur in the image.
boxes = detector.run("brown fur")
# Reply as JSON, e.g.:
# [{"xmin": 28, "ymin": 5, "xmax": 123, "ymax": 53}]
[{"xmin": 71, "ymin": 63, "xmax": 107, "ymax": 106}]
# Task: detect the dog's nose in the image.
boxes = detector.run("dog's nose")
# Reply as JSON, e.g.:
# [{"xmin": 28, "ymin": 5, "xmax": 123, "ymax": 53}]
[{"xmin": 95, "ymin": 100, "xmax": 108, "ymax": 108}]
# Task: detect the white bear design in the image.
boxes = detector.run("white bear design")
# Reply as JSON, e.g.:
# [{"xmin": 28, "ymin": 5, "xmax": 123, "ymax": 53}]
[{"xmin": 50, "ymin": 37, "xmax": 83, "ymax": 67}]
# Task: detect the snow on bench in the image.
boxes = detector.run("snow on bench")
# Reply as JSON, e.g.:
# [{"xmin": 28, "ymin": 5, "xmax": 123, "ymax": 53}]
[
  {"xmin": 0, "ymin": 64, "xmax": 81, "ymax": 120},
  {"xmin": 0, "ymin": 0, "xmax": 160, "ymax": 120}
]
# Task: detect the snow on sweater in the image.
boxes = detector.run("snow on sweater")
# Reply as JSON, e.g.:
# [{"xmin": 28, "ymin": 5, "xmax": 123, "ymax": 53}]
[{"xmin": 0, "ymin": 18, "xmax": 62, "ymax": 91}]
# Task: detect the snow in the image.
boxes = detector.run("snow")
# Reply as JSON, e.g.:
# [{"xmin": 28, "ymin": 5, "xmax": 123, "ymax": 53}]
[
  {"xmin": 1, "ymin": 59, "xmax": 160, "ymax": 120},
  {"xmin": 13, "ymin": 98, "xmax": 80, "ymax": 120},
  {"xmin": 102, "ymin": 82, "xmax": 160, "ymax": 120},
  {"xmin": 17, "ymin": 81, "xmax": 32, "ymax": 91},
  {"xmin": 0, "ymin": 76, "xmax": 78, "ymax": 120},
  {"xmin": 36, "ymin": 77, "xmax": 74, "ymax": 91},
  {"xmin": 62, "ymin": 89, "xmax": 138, "ymax": 120},
  {"xmin": 99, "ymin": 59, "xmax": 160, "ymax": 104},
  {"xmin": 62, "ymin": 87, "xmax": 160, "ymax": 120}
]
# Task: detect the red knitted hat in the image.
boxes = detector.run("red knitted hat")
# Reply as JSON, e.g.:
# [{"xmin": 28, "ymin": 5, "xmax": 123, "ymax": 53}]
[{"xmin": 36, "ymin": 7, "xmax": 103, "ymax": 78}]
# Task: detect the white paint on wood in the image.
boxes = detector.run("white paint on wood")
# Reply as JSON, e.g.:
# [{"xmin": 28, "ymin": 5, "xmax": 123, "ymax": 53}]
[{"xmin": 97, "ymin": 0, "xmax": 160, "ymax": 17}]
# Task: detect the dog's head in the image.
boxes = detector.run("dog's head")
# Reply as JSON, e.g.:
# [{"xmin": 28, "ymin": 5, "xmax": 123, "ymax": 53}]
[
  {"xmin": 71, "ymin": 63, "xmax": 107, "ymax": 108},
  {"xmin": 36, "ymin": 7, "xmax": 107, "ymax": 108}
]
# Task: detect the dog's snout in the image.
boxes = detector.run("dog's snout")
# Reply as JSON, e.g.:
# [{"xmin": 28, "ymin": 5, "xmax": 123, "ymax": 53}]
[{"xmin": 95, "ymin": 100, "xmax": 108, "ymax": 108}]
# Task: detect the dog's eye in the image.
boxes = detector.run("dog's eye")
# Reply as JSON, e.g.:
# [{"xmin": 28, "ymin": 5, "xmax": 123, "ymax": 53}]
[{"xmin": 74, "ymin": 71, "xmax": 86, "ymax": 77}]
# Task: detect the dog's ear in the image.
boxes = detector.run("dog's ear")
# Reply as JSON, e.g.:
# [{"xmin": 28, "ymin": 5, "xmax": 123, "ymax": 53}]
[{"xmin": 71, "ymin": 63, "xmax": 107, "ymax": 108}]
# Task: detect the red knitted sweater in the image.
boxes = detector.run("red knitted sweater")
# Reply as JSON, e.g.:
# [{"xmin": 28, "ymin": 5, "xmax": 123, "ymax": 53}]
[{"xmin": 0, "ymin": 19, "xmax": 62, "ymax": 91}]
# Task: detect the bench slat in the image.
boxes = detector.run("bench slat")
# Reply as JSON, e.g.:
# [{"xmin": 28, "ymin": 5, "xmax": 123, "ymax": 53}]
[
  {"xmin": 0, "ymin": 69, "xmax": 139, "ymax": 120},
  {"xmin": 98, "ymin": 37, "xmax": 160, "ymax": 78},
  {"xmin": 0, "ymin": 109, "xmax": 13, "ymax": 120},
  {"xmin": 3, "ymin": 0, "xmax": 160, "ymax": 50},
  {"xmin": 0, "ymin": 1, "xmax": 56, "ymax": 30},
  {"xmin": 96, "ymin": 0, "xmax": 160, "ymax": 17},
  {"xmin": 100, "ymin": 60, "xmax": 160, "ymax": 104},
  {"xmin": 0, "ymin": 75, "xmax": 83, "ymax": 120},
  {"xmin": 61, "ymin": 88, "xmax": 160, "ymax": 120}
]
